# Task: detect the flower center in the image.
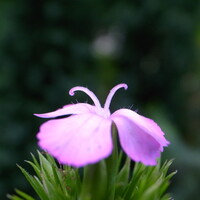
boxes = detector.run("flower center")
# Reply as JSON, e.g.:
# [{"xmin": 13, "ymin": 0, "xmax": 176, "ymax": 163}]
[{"xmin": 69, "ymin": 83, "xmax": 128, "ymax": 116}]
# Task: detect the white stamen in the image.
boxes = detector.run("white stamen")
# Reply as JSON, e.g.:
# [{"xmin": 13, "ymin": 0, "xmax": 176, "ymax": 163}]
[
  {"xmin": 69, "ymin": 86, "xmax": 102, "ymax": 109},
  {"xmin": 104, "ymin": 83, "xmax": 128, "ymax": 110}
]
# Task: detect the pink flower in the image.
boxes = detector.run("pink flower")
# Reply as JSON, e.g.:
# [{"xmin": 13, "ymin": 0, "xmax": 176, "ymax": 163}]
[{"xmin": 35, "ymin": 83, "xmax": 169, "ymax": 167}]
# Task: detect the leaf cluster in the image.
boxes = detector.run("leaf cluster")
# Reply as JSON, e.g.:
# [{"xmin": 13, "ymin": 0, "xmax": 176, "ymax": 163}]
[
  {"xmin": 7, "ymin": 151, "xmax": 80, "ymax": 200},
  {"xmin": 118, "ymin": 159, "xmax": 176, "ymax": 200},
  {"xmin": 7, "ymin": 151, "xmax": 176, "ymax": 200}
]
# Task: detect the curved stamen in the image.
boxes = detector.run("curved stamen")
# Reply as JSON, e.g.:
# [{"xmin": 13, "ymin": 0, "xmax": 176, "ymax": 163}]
[
  {"xmin": 69, "ymin": 86, "xmax": 102, "ymax": 108},
  {"xmin": 104, "ymin": 83, "xmax": 128, "ymax": 110}
]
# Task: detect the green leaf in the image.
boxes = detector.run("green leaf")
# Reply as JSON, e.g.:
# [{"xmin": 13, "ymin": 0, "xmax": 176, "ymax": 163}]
[
  {"xmin": 25, "ymin": 160, "xmax": 42, "ymax": 181},
  {"xmin": 38, "ymin": 151, "xmax": 54, "ymax": 180},
  {"xmin": 17, "ymin": 165, "xmax": 49, "ymax": 200},
  {"xmin": 30, "ymin": 153, "xmax": 40, "ymax": 169},
  {"xmin": 7, "ymin": 194, "xmax": 24, "ymax": 200},
  {"xmin": 115, "ymin": 157, "xmax": 130, "ymax": 197},
  {"xmin": 14, "ymin": 189, "xmax": 35, "ymax": 200}
]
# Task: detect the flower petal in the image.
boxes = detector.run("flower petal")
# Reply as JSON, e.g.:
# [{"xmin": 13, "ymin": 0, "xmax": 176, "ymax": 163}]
[
  {"xmin": 111, "ymin": 109, "xmax": 169, "ymax": 165},
  {"xmin": 37, "ymin": 113, "xmax": 113, "ymax": 167},
  {"xmin": 34, "ymin": 103, "xmax": 95, "ymax": 118}
]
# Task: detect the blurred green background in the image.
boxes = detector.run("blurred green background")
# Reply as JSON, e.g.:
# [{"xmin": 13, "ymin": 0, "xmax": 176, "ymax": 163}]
[{"xmin": 0, "ymin": 0, "xmax": 200, "ymax": 199}]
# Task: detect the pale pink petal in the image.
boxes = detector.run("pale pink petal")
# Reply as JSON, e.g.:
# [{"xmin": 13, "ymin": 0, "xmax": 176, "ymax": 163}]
[
  {"xmin": 111, "ymin": 109, "xmax": 169, "ymax": 165},
  {"xmin": 37, "ymin": 113, "xmax": 113, "ymax": 167},
  {"xmin": 34, "ymin": 103, "xmax": 95, "ymax": 118}
]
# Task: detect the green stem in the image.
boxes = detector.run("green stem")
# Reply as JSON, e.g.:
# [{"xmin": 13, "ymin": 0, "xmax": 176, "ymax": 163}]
[
  {"xmin": 80, "ymin": 160, "xmax": 107, "ymax": 200},
  {"xmin": 79, "ymin": 125, "xmax": 120, "ymax": 200},
  {"xmin": 105, "ymin": 125, "xmax": 119, "ymax": 200}
]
